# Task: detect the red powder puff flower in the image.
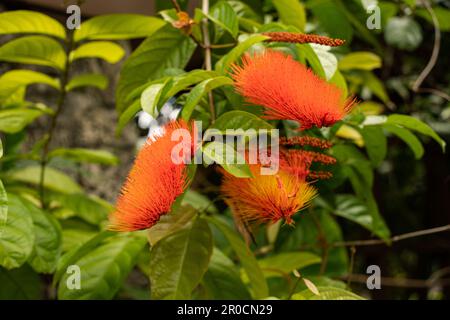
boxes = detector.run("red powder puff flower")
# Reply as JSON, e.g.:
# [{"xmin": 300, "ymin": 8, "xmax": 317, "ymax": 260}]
[
  {"xmin": 231, "ymin": 50, "xmax": 356, "ymax": 130},
  {"xmin": 109, "ymin": 120, "xmax": 194, "ymax": 232},
  {"xmin": 221, "ymin": 164, "xmax": 317, "ymax": 225}
]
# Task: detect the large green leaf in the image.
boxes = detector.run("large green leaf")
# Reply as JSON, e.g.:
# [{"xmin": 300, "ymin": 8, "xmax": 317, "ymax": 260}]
[
  {"xmin": 149, "ymin": 217, "xmax": 213, "ymax": 299},
  {"xmin": 181, "ymin": 76, "xmax": 234, "ymax": 120},
  {"xmin": 116, "ymin": 24, "xmax": 196, "ymax": 112},
  {"xmin": 74, "ymin": 14, "xmax": 165, "ymax": 42},
  {"xmin": 273, "ymin": 0, "xmax": 306, "ymax": 32},
  {"xmin": 0, "ymin": 194, "xmax": 34, "ymax": 269},
  {"xmin": 0, "ymin": 108, "xmax": 47, "ymax": 134},
  {"xmin": 257, "ymin": 252, "xmax": 321, "ymax": 278},
  {"xmin": 202, "ymin": 141, "xmax": 253, "ymax": 178},
  {"xmin": 50, "ymin": 193, "xmax": 111, "ymax": 226},
  {"xmin": 206, "ymin": 216, "xmax": 268, "ymax": 298},
  {"xmin": 69, "ymin": 41, "xmax": 125, "ymax": 63},
  {"xmin": 359, "ymin": 125, "xmax": 387, "ymax": 167},
  {"xmin": 202, "ymin": 248, "xmax": 251, "ymax": 299},
  {"xmin": 0, "ymin": 35, "xmax": 66, "ymax": 70},
  {"xmin": 0, "ymin": 10, "xmax": 66, "ymax": 39},
  {"xmin": 140, "ymin": 79, "xmax": 172, "ymax": 117},
  {"xmin": 293, "ymin": 286, "xmax": 365, "ymax": 300},
  {"xmin": 386, "ymin": 114, "xmax": 446, "ymax": 152},
  {"xmin": 307, "ymin": 0, "xmax": 353, "ymax": 42},
  {"xmin": 58, "ymin": 233, "xmax": 146, "ymax": 299},
  {"xmin": 331, "ymin": 145, "xmax": 390, "ymax": 240},
  {"xmin": 215, "ymin": 34, "xmax": 269, "ymax": 73},
  {"xmin": 210, "ymin": 110, "xmax": 273, "ymax": 132},
  {"xmin": 21, "ymin": 198, "xmax": 62, "ymax": 274},
  {"xmin": 383, "ymin": 124, "xmax": 424, "ymax": 159},
  {"xmin": 147, "ymin": 205, "xmax": 197, "ymax": 246},
  {"xmin": 332, "ymin": 194, "xmax": 376, "ymax": 234},
  {"xmin": 0, "ymin": 265, "xmax": 43, "ymax": 299},
  {"xmin": 48, "ymin": 148, "xmax": 118, "ymax": 166},
  {"xmin": 5, "ymin": 165, "xmax": 82, "ymax": 194},
  {"xmin": 203, "ymin": 1, "xmax": 239, "ymax": 38},
  {"xmin": 338, "ymin": 52, "xmax": 382, "ymax": 71},
  {"xmin": 297, "ymin": 44, "xmax": 326, "ymax": 79},
  {"xmin": 66, "ymin": 74, "xmax": 109, "ymax": 92}
]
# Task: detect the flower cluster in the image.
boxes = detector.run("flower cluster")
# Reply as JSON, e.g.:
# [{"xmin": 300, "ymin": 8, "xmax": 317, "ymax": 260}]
[{"xmin": 110, "ymin": 42, "xmax": 351, "ymax": 232}]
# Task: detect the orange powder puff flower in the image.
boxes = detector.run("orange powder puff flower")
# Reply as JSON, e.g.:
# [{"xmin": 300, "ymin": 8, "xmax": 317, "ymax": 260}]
[
  {"xmin": 221, "ymin": 164, "xmax": 317, "ymax": 225},
  {"xmin": 231, "ymin": 50, "xmax": 356, "ymax": 130},
  {"xmin": 109, "ymin": 120, "xmax": 194, "ymax": 232}
]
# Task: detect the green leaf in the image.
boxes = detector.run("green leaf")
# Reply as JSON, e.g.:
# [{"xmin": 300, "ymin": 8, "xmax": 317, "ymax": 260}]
[
  {"xmin": 307, "ymin": 0, "xmax": 352, "ymax": 42},
  {"xmin": 58, "ymin": 233, "xmax": 146, "ymax": 299},
  {"xmin": 62, "ymin": 229, "xmax": 96, "ymax": 253},
  {"xmin": 182, "ymin": 190, "xmax": 219, "ymax": 215},
  {"xmin": 147, "ymin": 205, "xmax": 197, "ymax": 246},
  {"xmin": 215, "ymin": 34, "xmax": 269, "ymax": 73},
  {"xmin": 330, "ymin": 69, "xmax": 348, "ymax": 98},
  {"xmin": 293, "ymin": 286, "xmax": 365, "ymax": 300},
  {"xmin": 384, "ymin": 16, "xmax": 423, "ymax": 51},
  {"xmin": 0, "ymin": 10, "xmax": 66, "ymax": 39},
  {"xmin": 331, "ymin": 145, "xmax": 390, "ymax": 240},
  {"xmin": 140, "ymin": 79, "xmax": 172, "ymax": 117},
  {"xmin": 206, "ymin": 216, "xmax": 268, "ymax": 298},
  {"xmin": 202, "ymin": 141, "xmax": 253, "ymax": 178},
  {"xmin": 74, "ymin": 14, "xmax": 165, "ymax": 42},
  {"xmin": 0, "ymin": 265, "xmax": 43, "ymax": 299},
  {"xmin": 204, "ymin": 1, "xmax": 239, "ymax": 38},
  {"xmin": 361, "ymin": 71, "xmax": 390, "ymax": 103},
  {"xmin": 70, "ymin": 41, "xmax": 125, "ymax": 63},
  {"xmin": 0, "ymin": 181, "xmax": 7, "ymax": 233},
  {"xmin": 416, "ymin": 6, "xmax": 450, "ymax": 32},
  {"xmin": 338, "ymin": 52, "xmax": 382, "ymax": 71},
  {"xmin": 149, "ymin": 217, "xmax": 213, "ymax": 299},
  {"xmin": 116, "ymin": 24, "xmax": 196, "ymax": 112},
  {"xmin": 53, "ymin": 231, "xmax": 115, "ymax": 286},
  {"xmin": 258, "ymin": 252, "xmax": 321, "ymax": 278},
  {"xmin": 202, "ymin": 248, "xmax": 251, "ymax": 299},
  {"xmin": 116, "ymin": 100, "xmax": 141, "ymax": 135},
  {"xmin": 359, "ymin": 125, "xmax": 387, "ymax": 167},
  {"xmin": 0, "ymin": 35, "xmax": 66, "ymax": 70},
  {"xmin": 297, "ymin": 44, "xmax": 326, "ymax": 79},
  {"xmin": 0, "ymin": 70, "xmax": 60, "ymax": 104},
  {"xmin": 273, "ymin": 0, "xmax": 306, "ymax": 32},
  {"xmin": 66, "ymin": 74, "xmax": 109, "ymax": 91},
  {"xmin": 0, "ymin": 194, "xmax": 34, "ymax": 269},
  {"xmin": 5, "ymin": 165, "xmax": 82, "ymax": 194},
  {"xmin": 210, "ymin": 110, "xmax": 273, "ymax": 132},
  {"xmin": 181, "ymin": 76, "xmax": 234, "ymax": 120},
  {"xmin": 48, "ymin": 148, "xmax": 118, "ymax": 165},
  {"xmin": 310, "ymin": 44, "xmax": 338, "ymax": 80},
  {"xmin": 332, "ymin": 194, "xmax": 376, "ymax": 234},
  {"xmin": 383, "ymin": 124, "xmax": 424, "ymax": 159},
  {"xmin": 50, "ymin": 193, "xmax": 111, "ymax": 226},
  {"xmin": 21, "ymin": 198, "xmax": 62, "ymax": 274},
  {"xmin": 386, "ymin": 114, "xmax": 446, "ymax": 152},
  {"xmin": 0, "ymin": 108, "xmax": 46, "ymax": 134}
]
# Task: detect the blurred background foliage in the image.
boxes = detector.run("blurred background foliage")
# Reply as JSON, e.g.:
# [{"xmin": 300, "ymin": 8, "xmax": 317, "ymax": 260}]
[{"xmin": 0, "ymin": 0, "xmax": 449, "ymax": 300}]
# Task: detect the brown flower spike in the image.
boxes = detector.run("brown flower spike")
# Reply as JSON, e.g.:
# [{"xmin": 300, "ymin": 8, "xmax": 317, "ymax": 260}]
[{"xmin": 263, "ymin": 32, "xmax": 345, "ymax": 47}]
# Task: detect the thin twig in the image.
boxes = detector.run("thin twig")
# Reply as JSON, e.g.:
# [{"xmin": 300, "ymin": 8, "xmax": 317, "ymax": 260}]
[
  {"xmin": 347, "ymin": 246, "xmax": 356, "ymax": 289},
  {"xmin": 201, "ymin": 0, "xmax": 216, "ymax": 123},
  {"xmin": 340, "ymin": 274, "xmax": 450, "ymax": 288},
  {"xmin": 38, "ymin": 29, "xmax": 75, "ymax": 209},
  {"xmin": 171, "ymin": 0, "xmax": 182, "ymax": 12},
  {"xmin": 332, "ymin": 224, "xmax": 450, "ymax": 248},
  {"xmin": 412, "ymin": 0, "xmax": 450, "ymax": 101}
]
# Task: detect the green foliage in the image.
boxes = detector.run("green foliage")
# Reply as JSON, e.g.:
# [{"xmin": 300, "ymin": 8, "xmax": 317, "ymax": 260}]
[{"xmin": 0, "ymin": 0, "xmax": 447, "ymax": 301}]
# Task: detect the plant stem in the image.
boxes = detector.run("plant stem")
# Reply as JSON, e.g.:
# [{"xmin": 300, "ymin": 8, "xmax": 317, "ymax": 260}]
[
  {"xmin": 201, "ymin": 0, "xmax": 216, "ymax": 123},
  {"xmin": 38, "ymin": 29, "xmax": 75, "ymax": 209}
]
